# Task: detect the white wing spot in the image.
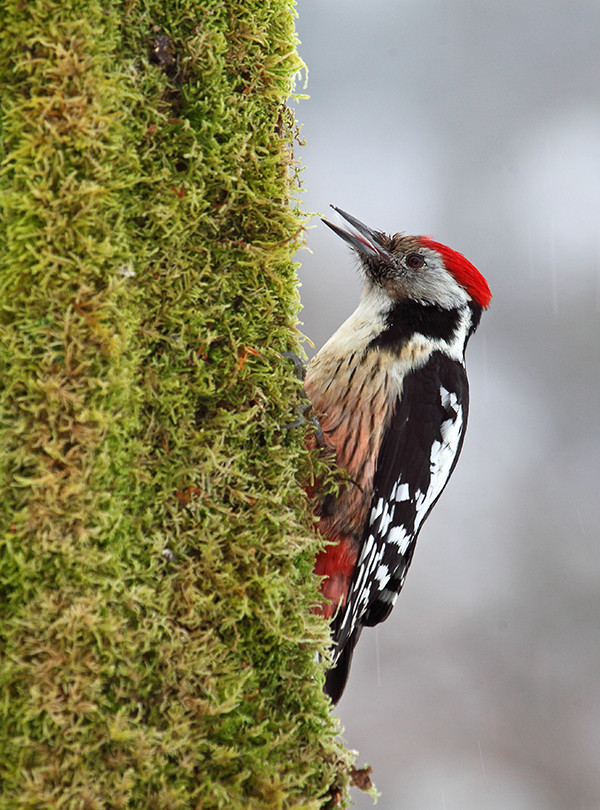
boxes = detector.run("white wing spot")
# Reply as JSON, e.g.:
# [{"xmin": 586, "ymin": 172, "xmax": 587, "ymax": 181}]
[
  {"xmin": 369, "ymin": 497, "xmax": 384, "ymax": 525},
  {"xmin": 387, "ymin": 525, "xmax": 411, "ymax": 555},
  {"xmin": 439, "ymin": 386, "xmax": 458, "ymax": 409},
  {"xmin": 415, "ymin": 488, "xmax": 426, "ymax": 511},
  {"xmin": 378, "ymin": 502, "xmax": 394, "ymax": 535},
  {"xmin": 374, "ymin": 564, "xmax": 390, "ymax": 588},
  {"xmin": 394, "ymin": 482, "xmax": 410, "ymax": 502},
  {"xmin": 414, "ymin": 404, "xmax": 464, "ymax": 534},
  {"xmin": 358, "ymin": 533, "xmax": 375, "ymax": 565}
]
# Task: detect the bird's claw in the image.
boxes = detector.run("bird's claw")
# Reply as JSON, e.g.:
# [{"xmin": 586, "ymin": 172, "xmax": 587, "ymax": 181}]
[
  {"xmin": 281, "ymin": 352, "xmax": 325, "ymax": 446},
  {"xmin": 281, "ymin": 351, "xmax": 307, "ymax": 381}
]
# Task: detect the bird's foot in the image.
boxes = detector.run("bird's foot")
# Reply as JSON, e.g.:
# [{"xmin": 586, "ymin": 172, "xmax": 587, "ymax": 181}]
[{"xmin": 281, "ymin": 352, "xmax": 325, "ymax": 446}]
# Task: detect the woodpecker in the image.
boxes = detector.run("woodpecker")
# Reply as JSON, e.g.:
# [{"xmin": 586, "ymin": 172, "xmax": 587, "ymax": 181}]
[{"xmin": 305, "ymin": 206, "xmax": 491, "ymax": 704}]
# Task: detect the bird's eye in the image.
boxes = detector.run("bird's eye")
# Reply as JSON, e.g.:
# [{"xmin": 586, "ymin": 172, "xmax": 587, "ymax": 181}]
[{"xmin": 405, "ymin": 253, "xmax": 425, "ymax": 270}]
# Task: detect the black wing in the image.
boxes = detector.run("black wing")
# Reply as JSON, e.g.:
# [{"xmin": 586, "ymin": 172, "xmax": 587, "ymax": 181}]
[{"xmin": 331, "ymin": 350, "xmax": 470, "ymax": 658}]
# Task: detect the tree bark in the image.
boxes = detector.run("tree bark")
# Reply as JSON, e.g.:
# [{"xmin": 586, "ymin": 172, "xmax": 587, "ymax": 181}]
[{"xmin": 0, "ymin": 1, "xmax": 354, "ymax": 806}]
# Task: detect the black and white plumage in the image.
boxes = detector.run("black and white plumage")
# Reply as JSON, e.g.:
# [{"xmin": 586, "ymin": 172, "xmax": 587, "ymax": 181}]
[{"xmin": 305, "ymin": 207, "xmax": 491, "ymax": 704}]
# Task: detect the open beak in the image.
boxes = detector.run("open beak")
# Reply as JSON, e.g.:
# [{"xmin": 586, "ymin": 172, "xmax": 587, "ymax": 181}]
[{"xmin": 322, "ymin": 205, "xmax": 391, "ymax": 260}]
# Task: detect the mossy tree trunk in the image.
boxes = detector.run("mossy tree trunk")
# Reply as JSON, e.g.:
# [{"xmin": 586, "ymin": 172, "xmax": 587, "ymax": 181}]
[{"xmin": 0, "ymin": 1, "xmax": 355, "ymax": 807}]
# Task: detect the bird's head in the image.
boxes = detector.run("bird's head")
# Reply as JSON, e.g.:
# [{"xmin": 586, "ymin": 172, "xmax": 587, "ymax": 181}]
[{"xmin": 322, "ymin": 206, "xmax": 491, "ymax": 312}]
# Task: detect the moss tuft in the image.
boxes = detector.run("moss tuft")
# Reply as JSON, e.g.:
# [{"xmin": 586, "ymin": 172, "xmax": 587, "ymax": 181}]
[{"xmin": 0, "ymin": 1, "xmax": 358, "ymax": 807}]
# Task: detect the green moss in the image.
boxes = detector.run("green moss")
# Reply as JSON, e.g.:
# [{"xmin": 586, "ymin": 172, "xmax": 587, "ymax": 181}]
[{"xmin": 0, "ymin": 1, "xmax": 358, "ymax": 807}]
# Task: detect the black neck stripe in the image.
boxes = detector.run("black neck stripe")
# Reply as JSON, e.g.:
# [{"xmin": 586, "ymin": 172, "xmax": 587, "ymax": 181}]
[{"xmin": 369, "ymin": 299, "xmax": 462, "ymax": 350}]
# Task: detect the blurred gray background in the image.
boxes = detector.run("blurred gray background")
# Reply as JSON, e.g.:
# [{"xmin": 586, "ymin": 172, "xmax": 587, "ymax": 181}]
[{"xmin": 293, "ymin": 2, "xmax": 600, "ymax": 808}]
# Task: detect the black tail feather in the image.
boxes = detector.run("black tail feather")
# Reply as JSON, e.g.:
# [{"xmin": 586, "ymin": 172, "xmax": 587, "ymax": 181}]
[{"xmin": 324, "ymin": 628, "xmax": 361, "ymax": 705}]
